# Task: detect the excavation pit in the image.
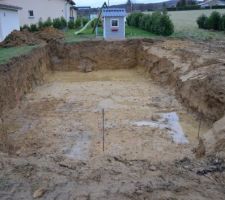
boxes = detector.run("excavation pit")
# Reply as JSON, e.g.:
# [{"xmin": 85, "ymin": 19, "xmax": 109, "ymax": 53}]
[
  {"xmin": 0, "ymin": 39, "xmax": 225, "ymax": 199},
  {"xmin": 6, "ymin": 69, "xmax": 204, "ymax": 161}
]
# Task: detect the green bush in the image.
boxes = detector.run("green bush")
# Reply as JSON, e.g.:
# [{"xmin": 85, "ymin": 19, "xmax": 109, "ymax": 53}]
[
  {"xmin": 68, "ymin": 20, "xmax": 75, "ymax": 29},
  {"xmin": 29, "ymin": 24, "xmax": 39, "ymax": 32},
  {"xmin": 197, "ymin": 12, "xmax": 225, "ymax": 31},
  {"xmin": 159, "ymin": 14, "xmax": 174, "ymax": 36},
  {"xmin": 126, "ymin": 14, "xmax": 132, "ymax": 26},
  {"xmin": 207, "ymin": 11, "xmax": 221, "ymax": 30},
  {"xmin": 150, "ymin": 12, "xmax": 162, "ymax": 34},
  {"xmin": 139, "ymin": 15, "xmax": 150, "ymax": 30},
  {"xmin": 20, "ymin": 24, "xmax": 29, "ymax": 31},
  {"xmin": 53, "ymin": 18, "xmax": 61, "ymax": 29},
  {"xmin": 53, "ymin": 17, "xmax": 67, "ymax": 29},
  {"xmin": 145, "ymin": 15, "xmax": 153, "ymax": 32},
  {"xmin": 220, "ymin": 14, "xmax": 225, "ymax": 31},
  {"xmin": 81, "ymin": 18, "xmax": 89, "ymax": 26},
  {"xmin": 60, "ymin": 17, "xmax": 67, "ymax": 29},
  {"xmin": 38, "ymin": 19, "xmax": 44, "ymax": 29},
  {"xmin": 43, "ymin": 17, "xmax": 52, "ymax": 28},
  {"xmin": 197, "ymin": 14, "xmax": 208, "ymax": 29},
  {"xmin": 75, "ymin": 18, "xmax": 82, "ymax": 28},
  {"xmin": 128, "ymin": 12, "xmax": 144, "ymax": 27}
]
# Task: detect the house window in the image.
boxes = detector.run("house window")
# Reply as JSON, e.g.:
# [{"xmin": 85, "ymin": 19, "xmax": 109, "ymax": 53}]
[
  {"xmin": 28, "ymin": 10, "xmax": 34, "ymax": 18},
  {"xmin": 111, "ymin": 19, "xmax": 119, "ymax": 27}
]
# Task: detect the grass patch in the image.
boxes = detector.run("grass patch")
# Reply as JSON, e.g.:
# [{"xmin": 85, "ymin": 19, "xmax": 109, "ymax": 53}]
[
  {"xmin": 171, "ymin": 28, "xmax": 225, "ymax": 40},
  {"xmin": 65, "ymin": 25, "xmax": 156, "ymax": 43},
  {"xmin": 0, "ymin": 45, "xmax": 37, "ymax": 65},
  {"xmin": 126, "ymin": 26, "xmax": 156, "ymax": 38},
  {"xmin": 64, "ymin": 28, "xmax": 102, "ymax": 43}
]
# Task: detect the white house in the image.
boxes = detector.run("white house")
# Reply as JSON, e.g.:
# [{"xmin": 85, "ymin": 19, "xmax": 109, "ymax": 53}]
[
  {"xmin": 0, "ymin": 0, "xmax": 77, "ymax": 26},
  {"xmin": 199, "ymin": 0, "xmax": 225, "ymax": 8},
  {"xmin": 0, "ymin": 3, "xmax": 21, "ymax": 42}
]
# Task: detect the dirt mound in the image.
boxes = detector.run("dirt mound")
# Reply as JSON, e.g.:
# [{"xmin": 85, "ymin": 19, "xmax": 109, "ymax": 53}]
[
  {"xmin": 35, "ymin": 27, "xmax": 64, "ymax": 42},
  {"xmin": 0, "ymin": 30, "xmax": 43, "ymax": 48},
  {"xmin": 0, "ymin": 28, "xmax": 64, "ymax": 48}
]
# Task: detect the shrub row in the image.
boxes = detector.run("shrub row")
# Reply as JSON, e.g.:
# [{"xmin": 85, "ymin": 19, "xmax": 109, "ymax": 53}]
[
  {"xmin": 197, "ymin": 11, "xmax": 225, "ymax": 31},
  {"xmin": 20, "ymin": 17, "xmax": 89, "ymax": 32},
  {"xmin": 167, "ymin": 5, "xmax": 200, "ymax": 11},
  {"xmin": 68, "ymin": 17, "xmax": 89, "ymax": 29},
  {"xmin": 127, "ymin": 12, "xmax": 174, "ymax": 36}
]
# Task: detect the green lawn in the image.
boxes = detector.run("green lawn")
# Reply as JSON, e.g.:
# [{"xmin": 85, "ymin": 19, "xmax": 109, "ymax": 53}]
[
  {"xmin": 0, "ymin": 45, "xmax": 37, "ymax": 65},
  {"xmin": 64, "ymin": 27, "xmax": 102, "ymax": 43},
  {"xmin": 65, "ymin": 25, "xmax": 156, "ymax": 43},
  {"xmin": 126, "ymin": 26, "xmax": 156, "ymax": 38},
  {"xmin": 146, "ymin": 9, "xmax": 225, "ymax": 40}
]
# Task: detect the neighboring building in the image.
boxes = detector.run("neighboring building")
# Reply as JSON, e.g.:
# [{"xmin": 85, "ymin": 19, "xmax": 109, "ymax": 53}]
[
  {"xmin": 0, "ymin": 0, "xmax": 77, "ymax": 26},
  {"xmin": 102, "ymin": 8, "xmax": 126, "ymax": 40},
  {"xmin": 199, "ymin": 0, "xmax": 225, "ymax": 7},
  {"xmin": 77, "ymin": 6, "xmax": 98, "ymax": 20},
  {"xmin": 90, "ymin": 13, "xmax": 98, "ymax": 20},
  {"xmin": 77, "ymin": 6, "xmax": 91, "ymax": 19},
  {"xmin": 0, "ymin": 3, "xmax": 21, "ymax": 42}
]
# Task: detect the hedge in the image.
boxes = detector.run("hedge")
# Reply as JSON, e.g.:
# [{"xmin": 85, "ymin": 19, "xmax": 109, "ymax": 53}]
[
  {"xmin": 127, "ymin": 11, "xmax": 174, "ymax": 36},
  {"xmin": 20, "ymin": 17, "xmax": 91, "ymax": 32},
  {"xmin": 68, "ymin": 20, "xmax": 76, "ymax": 29},
  {"xmin": 197, "ymin": 11, "xmax": 225, "ymax": 31},
  {"xmin": 196, "ymin": 14, "xmax": 208, "ymax": 29}
]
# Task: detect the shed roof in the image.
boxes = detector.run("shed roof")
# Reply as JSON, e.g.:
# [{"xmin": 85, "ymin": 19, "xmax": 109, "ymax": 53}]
[
  {"xmin": 0, "ymin": 4, "xmax": 22, "ymax": 11},
  {"xmin": 102, "ymin": 8, "xmax": 126, "ymax": 17}
]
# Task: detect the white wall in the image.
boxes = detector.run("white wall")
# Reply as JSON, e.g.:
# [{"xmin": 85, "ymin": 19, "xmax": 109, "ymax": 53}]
[
  {"xmin": 0, "ymin": 0, "xmax": 76, "ymax": 26},
  {"xmin": 0, "ymin": 8, "xmax": 20, "ymax": 42}
]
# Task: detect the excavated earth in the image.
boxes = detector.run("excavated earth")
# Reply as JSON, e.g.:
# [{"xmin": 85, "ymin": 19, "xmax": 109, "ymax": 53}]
[{"xmin": 0, "ymin": 39, "xmax": 225, "ymax": 199}]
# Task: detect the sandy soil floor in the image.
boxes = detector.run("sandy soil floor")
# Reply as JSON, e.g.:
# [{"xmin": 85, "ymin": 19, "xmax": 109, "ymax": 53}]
[{"xmin": 1, "ymin": 69, "xmax": 223, "ymax": 200}]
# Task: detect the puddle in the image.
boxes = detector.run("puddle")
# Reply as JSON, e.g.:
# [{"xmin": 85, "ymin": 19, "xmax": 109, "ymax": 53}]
[
  {"xmin": 133, "ymin": 121, "xmax": 159, "ymax": 128},
  {"xmin": 65, "ymin": 132, "xmax": 91, "ymax": 160},
  {"xmin": 132, "ymin": 112, "xmax": 188, "ymax": 144}
]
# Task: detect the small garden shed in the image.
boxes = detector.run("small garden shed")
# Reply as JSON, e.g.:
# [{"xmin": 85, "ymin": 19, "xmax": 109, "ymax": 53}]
[{"xmin": 102, "ymin": 8, "xmax": 126, "ymax": 40}]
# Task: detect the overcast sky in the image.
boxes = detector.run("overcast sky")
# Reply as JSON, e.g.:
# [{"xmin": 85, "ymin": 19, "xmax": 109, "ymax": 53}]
[{"xmin": 76, "ymin": 0, "xmax": 168, "ymax": 7}]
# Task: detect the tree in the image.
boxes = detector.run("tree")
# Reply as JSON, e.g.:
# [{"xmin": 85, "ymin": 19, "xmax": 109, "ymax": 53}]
[
  {"xmin": 176, "ymin": 0, "xmax": 186, "ymax": 7},
  {"xmin": 126, "ymin": 0, "xmax": 133, "ymax": 12}
]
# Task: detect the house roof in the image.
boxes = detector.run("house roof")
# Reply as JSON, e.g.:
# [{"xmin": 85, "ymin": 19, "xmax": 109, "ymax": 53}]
[
  {"xmin": 66, "ymin": 0, "xmax": 76, "ymax": 5},
  {"xmin": 102, "ymin": 8, "xmax": 126, "ymax": 17},
  {"xmin": 199, "ymin": 0, "xmax": 225, "ymax": 6},
  {"xmin": 0, "ymin": 3, "xmax": 22, "ymax": 11}
]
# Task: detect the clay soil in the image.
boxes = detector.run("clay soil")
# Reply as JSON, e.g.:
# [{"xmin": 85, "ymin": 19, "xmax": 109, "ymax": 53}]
[{"xmin": 1, "ymin": 69, "xmax": 224, "ymax": 200}]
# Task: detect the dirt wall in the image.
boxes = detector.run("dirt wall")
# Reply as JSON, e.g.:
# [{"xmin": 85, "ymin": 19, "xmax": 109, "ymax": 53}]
[
  {"xmin": 49, "ymin": 40, "xmax": 140, "ymax": 72},
  {"xmin": 0, "ymin": 46, "xmax": 50, "ymax": 116},
  {"xmin": 1, "ymin": 39, "xmax": 225, "ymax": 123},
  {"xmin": 138, "ymin": 40, "xmax": 225, "ymax": 122}
]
